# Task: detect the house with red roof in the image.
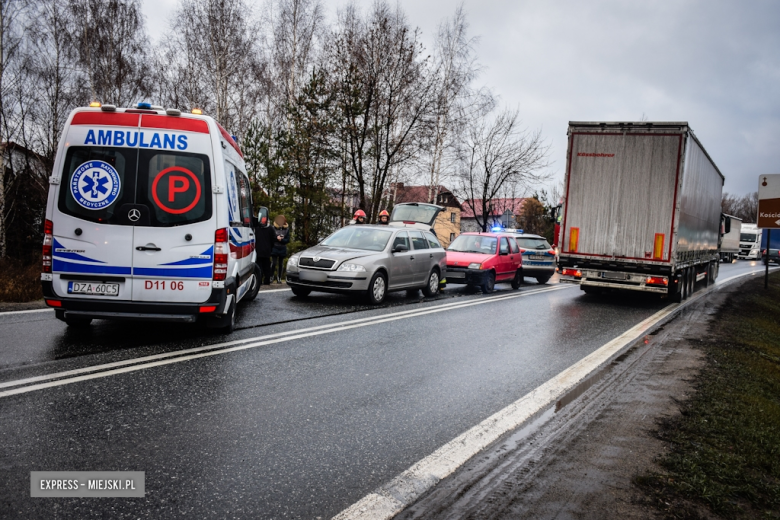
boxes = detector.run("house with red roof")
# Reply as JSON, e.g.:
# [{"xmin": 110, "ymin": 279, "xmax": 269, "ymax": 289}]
[{"xmin": 460, "ymin": 198, "xmax": 526, "ymax": 232}]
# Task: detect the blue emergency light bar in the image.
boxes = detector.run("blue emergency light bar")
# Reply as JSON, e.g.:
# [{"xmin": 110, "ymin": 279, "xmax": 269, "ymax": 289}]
[{"xmin": 136, "ymin": 102, "xmax": 152, "ymax": 109}]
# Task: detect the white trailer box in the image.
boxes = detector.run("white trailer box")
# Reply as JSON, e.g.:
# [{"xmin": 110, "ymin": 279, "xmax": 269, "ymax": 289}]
[
  {"xmin": 557, "ymin": 122, "xmax": 724, "ymax": 301},
  {"xmin": 719, "ymin": 214, "xmax": 742, "ymax": 262}
]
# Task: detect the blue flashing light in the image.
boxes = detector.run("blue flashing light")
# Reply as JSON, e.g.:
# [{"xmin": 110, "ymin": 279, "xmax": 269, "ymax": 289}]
[
  {"xmin": 491, "ymin": 226, "xmax": 503, "ymax": 232},
  {"xmin": 136, "ymin": 102, "xmax": 152, "ymax": 109},
  {"xmin": 517, "ymin": 229, "xmax": 524, "ymax": 234}
]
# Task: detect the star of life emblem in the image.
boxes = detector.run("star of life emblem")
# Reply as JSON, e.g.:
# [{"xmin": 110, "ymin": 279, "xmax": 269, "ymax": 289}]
[{"xmin": 70, "ymin": 160, "xmax": 121, "ymax": 210}]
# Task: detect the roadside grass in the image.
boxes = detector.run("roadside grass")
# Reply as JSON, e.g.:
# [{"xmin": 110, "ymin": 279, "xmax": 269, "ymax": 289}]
[
  {"xmin": 636, "ymin": 272, "xmax": 780, "ymax": 519},
  {"xmin": 0, "ymin": 258, "xmax": 42, "ymax": 302}
]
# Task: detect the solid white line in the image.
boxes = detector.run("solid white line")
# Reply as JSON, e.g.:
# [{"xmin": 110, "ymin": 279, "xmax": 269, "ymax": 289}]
[
  {"xmin": 0, "ymin": 285, "xmax": 570, "ymax": 397},
  {"xmin": 331, "ymin": 265, "xmax": 775, "ymax": 520},
  {"xmin": 0, "ymin": 286, "xmax": 563, "ymax": 390},
  {"xmin": 0, "ymin": 307, "xmax": 51, "ymax": 317}
]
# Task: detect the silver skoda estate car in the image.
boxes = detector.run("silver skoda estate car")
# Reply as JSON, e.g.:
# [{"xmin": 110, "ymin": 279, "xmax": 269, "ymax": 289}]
[{"xmin": 286, "ymin": 225, "xmax": 446, "ymax": 304}]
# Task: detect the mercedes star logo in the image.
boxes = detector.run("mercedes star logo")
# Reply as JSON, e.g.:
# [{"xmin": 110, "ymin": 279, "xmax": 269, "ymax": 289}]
[
  {"xmin": 128, "ymin": 209, "xmax": 141, "ymax": 222},
  {"xmin": 313, "ymin": 256, "xmax": 321, "ymax": 263}
]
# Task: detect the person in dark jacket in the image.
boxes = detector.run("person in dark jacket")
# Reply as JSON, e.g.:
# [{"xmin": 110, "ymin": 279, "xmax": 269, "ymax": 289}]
[
  {"xmin": 270, "ymin": 215, "xmax": 290, "ymax": 283},
  {"xmin": 255, "ymin": 213, "xmax": 277, "ymax": 285}
]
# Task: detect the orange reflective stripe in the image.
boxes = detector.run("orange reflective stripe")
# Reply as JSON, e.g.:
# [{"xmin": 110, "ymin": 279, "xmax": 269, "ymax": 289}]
[
  {"xmin": 569, "ymin": 227, "xmax": 579, "ymax": 253},
  {"xmin": 653, "ymin": 233, "xmax": 665, "ymax": 260}
]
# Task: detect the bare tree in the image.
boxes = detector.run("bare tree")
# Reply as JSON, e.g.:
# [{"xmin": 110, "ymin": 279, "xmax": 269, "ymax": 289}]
[
  {"xmin": 0, "ymin": 0, "xmax": 28, "ymax": 258},
  {"xmin": 456, "ymin": 108, "xmax": 549, "ymax": 232},
  {"xmin": 68, "ymin": 0, "xmax": 150, "ymax": 106},
  {"xmin": 722, "ymin": 191, "xmax": 758, "ymax": 223},
  {"xmin": 271, "ymin": 0, "xmax": 323, "ymax": 115},
  {"xmin": 27, "ymin": 0, "xmax": 84, "ymax": 165},
  {"xmin": 330, "ymin": 1, "xmax": 437, "ymax": 221},
  {"xmin": 425, "ymin": 4, "xmax": 491, "ymax": 203},
  {"xmin": 158, "ymin": 0, "xmax": 261, "ymax": 135}
]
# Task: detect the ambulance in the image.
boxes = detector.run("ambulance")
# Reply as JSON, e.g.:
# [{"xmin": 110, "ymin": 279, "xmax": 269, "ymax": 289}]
[{"xmin": 41, "ymin": 102, "xmax": 263, "ymax": 333}]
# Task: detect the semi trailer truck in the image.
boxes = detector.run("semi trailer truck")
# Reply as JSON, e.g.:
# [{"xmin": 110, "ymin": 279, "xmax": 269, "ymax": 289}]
[{"xmin": 557, "ymin": 121, "xmax": 724, "ymax": 302}]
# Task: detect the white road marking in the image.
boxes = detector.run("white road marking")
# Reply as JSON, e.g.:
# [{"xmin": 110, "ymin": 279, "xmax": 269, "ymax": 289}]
[
  {"xmin": 331, "ymin": 266, "xmax": 776, "ymax": 520},
  {"xmin": 0, "ymin": 285, "xmax": 570, "ymax": 397},
  {"xmin": 0, "ymin": 308, "xmax": 51, "ymax": 317}
]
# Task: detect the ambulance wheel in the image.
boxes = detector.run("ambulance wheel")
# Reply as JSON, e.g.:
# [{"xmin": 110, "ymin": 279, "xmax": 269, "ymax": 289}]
[
  {"xmin": 243, "ymin": 264, "xmax": 262, "ymax": 302},
  {"xmin": 65, "ymin": 316, "xmax": 92, "ymax": 328},
  {"xmin": 511, "ymin": 269, "xmax": 524, "ymax": 289},
  {"xmin": 208, "ymin": 301, "xmax": 236, "ymax": 334}
]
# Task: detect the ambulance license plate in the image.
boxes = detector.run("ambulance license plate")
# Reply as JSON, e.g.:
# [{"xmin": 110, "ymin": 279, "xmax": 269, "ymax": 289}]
[{"xmin": 67, "ymin": 281, "xmax": 119, "ymax": 296}]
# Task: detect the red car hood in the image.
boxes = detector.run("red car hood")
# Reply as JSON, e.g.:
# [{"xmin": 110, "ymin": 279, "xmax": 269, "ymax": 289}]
[{"xmin": 446, "ymin": 251, "xmax": 494, "ymax": 266}]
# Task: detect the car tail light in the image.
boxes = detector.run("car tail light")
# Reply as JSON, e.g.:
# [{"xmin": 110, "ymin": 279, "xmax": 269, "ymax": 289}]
[
  {"xmin": 562, "ymin": 268, "xmax": 581, "ymax": 278},
  {"xmin": 45, "ymin": 299, "xmax": 61, "ymax": 307},
  {"xmin": 199, "ymin": 305, "xmax": 217, "ymax": 313},
  {"xmin": 646, "ymin": 276, "xmax": 668, "ymax": 286},
  {"xmin": 518, "ymin": 247, "xmax": 526, "ymax": 253},
  {"xmin": 213, "ymin": 228, "xmax": 229, "ymax": 281},
  {"xmin": 547, "ymin": 249, "xmax": 555, "ymax": 255},
  {"xmin": 42, "ymin": 219, "xmax": 53, "ymax": 273}
]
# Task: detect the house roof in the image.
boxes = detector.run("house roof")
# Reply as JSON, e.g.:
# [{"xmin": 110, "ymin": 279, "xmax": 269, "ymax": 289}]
[
  {"xmin": 461, "ymin": 198, "xmax": 526, "ymax": 219},
  {"xmin": 391, "ymin": 184, "xmax": 461, "ymax": 209}
]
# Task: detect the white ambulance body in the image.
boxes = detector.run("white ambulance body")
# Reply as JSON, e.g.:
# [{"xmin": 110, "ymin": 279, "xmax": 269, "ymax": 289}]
[{"xmin": 41, "ymin": 103, "xmax": 260, "ymax": 333}]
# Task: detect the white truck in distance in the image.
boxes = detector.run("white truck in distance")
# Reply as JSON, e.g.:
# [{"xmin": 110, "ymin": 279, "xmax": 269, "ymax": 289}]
[
  {"xmin": 557, "ymin": 121, "xmax": 724, "ymax": 302},
  {"xmin": 738, "ymin": 223, "xmax": 762, "ymax": 260},
  {"xmin": 720, "ymin": 214, "xmax": 741, "ymax": 263}
]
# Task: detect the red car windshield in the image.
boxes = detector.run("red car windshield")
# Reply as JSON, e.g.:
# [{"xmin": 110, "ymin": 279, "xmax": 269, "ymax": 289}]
[{"xmin": 448, "ymin": 235, "xmax": 497, "ymax": 254}]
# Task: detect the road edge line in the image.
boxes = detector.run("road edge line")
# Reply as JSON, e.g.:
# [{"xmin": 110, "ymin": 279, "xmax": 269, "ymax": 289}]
[{"xmin": 331, "ymin": 266, "xmax": 773, "ymax": 520}]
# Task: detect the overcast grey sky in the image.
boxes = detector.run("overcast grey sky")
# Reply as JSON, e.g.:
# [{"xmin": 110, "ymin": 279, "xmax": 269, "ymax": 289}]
[{"xmin": 143, "ymin": 0, "xmax": 780, "ymax": 196}]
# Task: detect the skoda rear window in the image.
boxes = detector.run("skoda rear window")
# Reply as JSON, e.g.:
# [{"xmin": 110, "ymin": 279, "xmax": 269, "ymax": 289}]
[
  {"xmin": 136, "ymin": 150, "xmax": 212, "ymax": 226},
  {"xmin": 58, "ymin": 147, "xmax": 137, "ymax": 224}
]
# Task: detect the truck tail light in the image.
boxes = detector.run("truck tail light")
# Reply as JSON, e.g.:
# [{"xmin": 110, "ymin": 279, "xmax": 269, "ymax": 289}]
[
  {"xmin": 42, "ymin": 219, "xmax": 53, "ymax": 273},
  {"xmin": 562, "ymin": 268, "xmax": 581, "ymax": 278},
  {"xmin": 213, "ymin": 228, "xmax": 229, "ymax": 281},
  {"xmin": 646, "ymin": 276, "xmax": 668, "ymax": 286},
  {"xmin": 569, "ymin": 228, "xmax": 579, "ymax": 253},
  {"xmin": 653, "ymin": 234, "xmax": 665, "ymax": 260}
]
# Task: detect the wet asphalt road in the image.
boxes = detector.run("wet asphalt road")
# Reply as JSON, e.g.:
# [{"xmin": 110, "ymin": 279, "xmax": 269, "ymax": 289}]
[{"xmin": 0, "ymin": 261, "xmax": 768, "ymax": 518}]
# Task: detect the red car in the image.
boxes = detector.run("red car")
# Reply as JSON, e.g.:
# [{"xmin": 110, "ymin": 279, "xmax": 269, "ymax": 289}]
[{"xmin": 445, "ymin": 232, "xmax": 524, "ymax": 293}]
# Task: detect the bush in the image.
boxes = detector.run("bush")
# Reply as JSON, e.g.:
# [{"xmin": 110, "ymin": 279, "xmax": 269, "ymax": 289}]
[{"xmin": 0, "ymin": 257, "xmax": 43, "ymax": 302}]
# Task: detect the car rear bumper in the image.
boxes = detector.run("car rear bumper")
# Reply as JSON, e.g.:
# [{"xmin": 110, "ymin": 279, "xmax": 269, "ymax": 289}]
[{"xmin": 41, "ymin": 279, "xmax": 233, "ymax": 322}]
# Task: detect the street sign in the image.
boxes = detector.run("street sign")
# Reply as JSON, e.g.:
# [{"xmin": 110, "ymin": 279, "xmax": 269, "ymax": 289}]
[{"xmin": 758, "ymin": 174, "xmax": 780, "ymax": 228}]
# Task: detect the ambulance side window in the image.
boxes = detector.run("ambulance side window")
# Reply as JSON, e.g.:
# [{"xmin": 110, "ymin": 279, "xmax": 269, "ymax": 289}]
[
  {"xmin": 238, "ymin": 173, "xmax": 252, "ymax": 227},
  {"xmin": 57, "ymin": 147, "xmax": 137, "ymax": 225}
]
